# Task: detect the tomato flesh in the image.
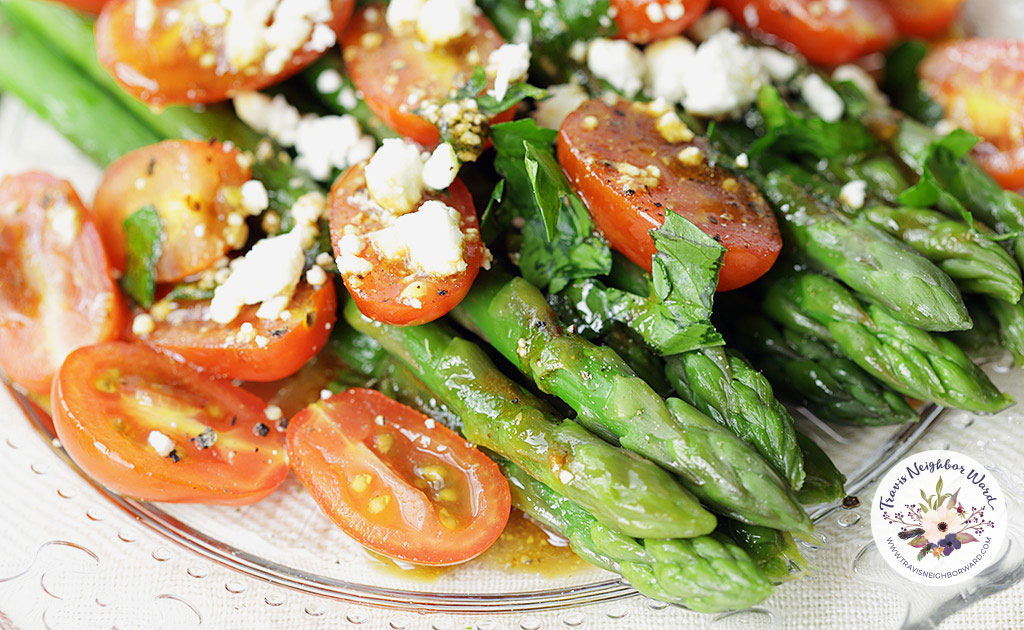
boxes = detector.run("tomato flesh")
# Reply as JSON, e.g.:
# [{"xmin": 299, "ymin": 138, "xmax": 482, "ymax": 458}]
[
  {"xmin": 713, "ymin": 0, "xmax": 896, "ymax": 66},
  {"xmin": 341, "ymin": 6, "xmax": 513, "ymax": 146},
  {"xmin": 129, "ymin": 282, "xmax": 337, "ymax": 382},
  {"xmin": 886, "ymin": 0, "xmax": 963, "ymax": 38},
  {"xmin": 286, "ymin": 388, "xmax": 510, "ymax": 565},
  {"xmin": 96, "ymin": 0, "xmax": 354, "ymax": 105},
  {"xmin": 558, "ymin": 99, "xmax": 781, "ymax": 291},
  {"xmin": 327, "ymin": 162, "xmax": 485, "ymax": 326},
  {"xmin": 0, "ymin": 173, "xmax": 126, "ymax": 396},
  {"xmin": 54, "ymin": 0, "xmax": 108, "ymax": 12},
  {"xmin": 920, "ymin": 39, "xmax": 1024, "ymax": 190},
  {"xmin": 53, "ymin": 342, "xmax": 289, "ymax": 504},
  {"xmin": 93, "ymin": 140, "xmax": 252, "ymax": 283},
  {"xmin": 611, "ymin": 0, "xmax": 710, "ymax": 44}
]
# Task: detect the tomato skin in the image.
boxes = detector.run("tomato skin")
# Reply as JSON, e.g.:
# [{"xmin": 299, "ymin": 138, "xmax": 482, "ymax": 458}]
[
  {"xmin": 286, "ymin": 388, "xmax": 510, "ymax": 565},
  {"xmin": 713, "ymin": 0, "xmax": 896, "ymax": 66},
  {"xmin": 128, "ymin": 282, "xmax": 337, "ymax": 381},
  {"xmin": 342, "ymin": 7, "xmax": 513, "ymax": 146},
  {"xmin": 53, "ymin": 342, "xmax": 289, "ymax": 504},
  {"xmin": 328, "ymin": 163, "xmax": 484, "ymax": 326},
  {"xmin": 611, "ymin": 0, "xmax": 710, "ymax": 44},
  {"xmin": 558, "ymin": 99, "xmax": 781, "ymax": 291},
  {"xmin": 0, "ymin": 173, "xmax": 126, "ymax": 396},
  {"xmin": 52, "ymin": 0, "xmax": 108, "ymax": 12},
  {"xmin": 885, "ymin": 0, "xmax": 963, "ymax": 38},
  {"xmin": 95, "ymin": 0, "xmax": 354, "ymax": 105},
  {"xmin": 920, "ymin": 39, "xmax": 1024, "ymax": 190},
  {"xmin": 93, "ymin": 140, "xmax": 251, "ymax": 283}
]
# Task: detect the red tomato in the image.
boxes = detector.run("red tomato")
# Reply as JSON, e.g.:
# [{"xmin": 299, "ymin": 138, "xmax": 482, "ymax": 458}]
[
  {"xmin": 885, "ymin": 0, "xmax": 963, "ymax": 38},
  {"xmin": 53, "ymin": 342, "xmax": 289, "ymax": 504},
  {"xmin": 93, "ymin": 140, "xmax": 251, "ymax": 283},
  {"xmin": 286, "ymin": 388, "xmax": 510, "ymax": 565},
  {"xmin": 920, "ymin": 39, "xmax": 1024, "ymax": 190},
  {"xmin": 713, "ymin": 0, "xmax": 896, "ymax": 66},
  {"xmin": 95, "ymin": 0, "xmax": 354, "ymax": 105},
  {"xmin": 341, "ymin": 6, "xmax": 514, "ymax": 146},
  {"xmin": 611, "ymin": 0, "xmax": 710, "ymax": 44},
  {"xmin": 128, "ymin": 282, "xmax": 337, "ymax": 382},
  {"xmin": 0, "ymin": 173, "xmax": 126, "ymax": 396},
  {"xmin": 558, "ymin": 99, "xmax": 781, "ymax": 291},
  {"xmin": 327, "ymin": 162, "xmax": 485, "ymax": 326},
  {"xmin": 52, "ymin": 0, "xmax": 108, "ymax": 12}
]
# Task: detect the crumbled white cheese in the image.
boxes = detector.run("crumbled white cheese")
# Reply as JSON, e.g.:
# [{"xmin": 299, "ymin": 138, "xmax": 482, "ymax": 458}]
[
  {"xmin": 132, "ymin": 313, "xmax": 156, "ymax": 337},
  {"xmin": 320, "ymin": 388, "xmax": 333, "ymax": 399},
  {"xmin": 364, "ymin": 139, "xmax": 427, "ymax": 214},
  {"xmin": 196, "ymin": 1, "xmax": 229, "ymax": 27},
  {"xmin": 291, "ymin": 191, "xmax": 327, "ymax": 227},
  {"xmin": 664, "ymin": 1, "xmax": 685, "ymax": 20},
  {"xmin": 135, "ymin": 0, "xmax": 158, "ymax": 31},
  {"xmin": 369, "ymin": 200, "xmax": 466, "ymax": 276},
  {"xmin": 240, "ymin": 179, "xmax": 270, "ymax": 215},
  {"xmin": 839, "ymin": 179, "xmax": 867, "ymax": 210},
  {"xmin": 687, "ymin": 6, "xmax": 731, "ymax": 41},
  {"xmin": 305, "ymin": 265, "xmax": 328, "ymax": 286},
  {"xmin": 736, "ymin": 153, "xmax": 749, "ymax": 168},
  {"xmin": 417, "ymin": 0, "xmax": 476, "ymax": 46},
  {"xmin": 800, "ymin": 74, "xmax": 844, "ymax": 122},
  {"xmin": 209, "ymin": 229, "xmax": 306, "ymax": 324},
  {"xmin": 643, "ymin": 37, "xmax": 695, "ymax": 103},
  {"xmin": 308, "ymin": 22, "xmax": 337, "ymax": 52},
  {"xmin": 386, "ymin": 0, "xmax": 425, "ymax": 32},
  {"xmin": 681, "ymin": 30, "xmax": 766, "ymax": 117},
  {"xmin": 833, "ymin": 64, "xmax": 888, "ymax": 105},
  {"xmin": 758, "ymin": 48, "xmax": 799, "ymax": 83},
  {"xmin": 264, "ymin": 405, "xmax": 283, "ymax": 421},
  {"xmin": 234, "ymin": 91, "xmax": 304, "ymax": 147},
  {"xmin": 294, "ymin": 115, "xmax": 377, "ymax": 181},
  {"xmin": 47, "ymin": 202, "xmax": 80, "ymax": 247},
  {"xmin": 587, "ymin": 39, "xmax": 646, "ymax": 97},
  {"xmin": 532, "ymin": 83, "xmax": 588, "ymax": 129},
  {"xmin": 335, "ymin": 233, "xmax": 373, "ymax": 275},
  {"xmin": 558, "ymin": 469, "xmax": 575, "ymax": 484},
  {"xmin": 315, "ymin": 68, "xmax": 343, "ymax": 93},
  {"xmin": 147, "ymin": 430, "xmax": 176, "ymax": 457},
  {"xmin": 645, "ymin": 2, "xmax": 665, "ymax": 24},
  {"xmin": 422, "ymin": 143, "xmax": 460, "ymax": 190},
  {"xmin": 487, "ymin": 43, "xmax": 531, "ymax": 102}
]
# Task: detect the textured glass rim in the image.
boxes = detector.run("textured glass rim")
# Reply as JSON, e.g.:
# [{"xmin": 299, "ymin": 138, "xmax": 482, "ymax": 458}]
[{"xmin": 12, "ymin": 387, "xmax": 942, "ymax": 613}]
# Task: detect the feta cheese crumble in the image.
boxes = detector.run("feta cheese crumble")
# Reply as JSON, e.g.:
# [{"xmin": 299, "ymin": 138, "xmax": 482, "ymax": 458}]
[
  {"xmin": 416, "ymin": 0, "xmax": 477, "ymax": 46},
  {"xmin": 148, "ymin": 430, "xmax": 176, "ymax": 457},
  {"xmin": 209, "ymin": 229, "xmax": 306, "ymax": 324},
  {"xmin": 532, "ymin": 83, "xmax": 588, "ymax": 129},
  {"xmin": 369, "ymin": 200, "xmax": 466, "ymax": 275},
  {"xmin": 240, "ymin": 179, "xmax": 270, "ymax": 214},
  {"xmin": 681, "ymin": 30, "xmax": 766, "ymax": 117},
  {"xmin": 364, "ymin": 139, "xmax": 427, "ymax": 214},
  {"xmin": 487, "ymin": 43, "xmax": 531, "ymax": 102},
  {"xmin": 800, "ymin": 74, "xmax": 844, "ymax": 123},
  {"xmin": 335, "ymin": 233, "xmax": 373, "ymax": 275},
  {"xmin": 644, "ymin": 37, "xmax": 695, "ymax": 103},
  {"xmin": 839, "ymin": 179, "xmax": 867, "ymax": 210},
  {"xmin": 587, "ymin": 38, "xmax": 646, "ymax": 97},
  {"xmin": 758, "ymin": 48, "xmax": 798, "ymax": 83},
  {"xmin": 132, "ymin": 313, "xmax": 156, "ymax": 337},
  {"xmin": 422, "ymin": 143, "xmax": 460, "ymax": 190}
]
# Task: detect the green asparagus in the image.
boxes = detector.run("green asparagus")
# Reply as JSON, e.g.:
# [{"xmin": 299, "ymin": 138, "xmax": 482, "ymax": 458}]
[
  {"xmin": 762, "ymin": 271, "xmax": 1011, "ymax": 413},
  {"xmin": 723, "ymin": 520, "xmax": 807, "ymax": 584},
  {"xmin": 794, "ymin": 431, "xmax": 847, "ymax": 505},
  {"xmin": 986, "ymin": 297, "xmax": 1024, "ymax": 366},
  {"xmin": 343, "ymin": 301, "xmax": 716, "ymax": 539},
  {"xmin": 454, "ymin": 271, "xmax": 812, "ymax": 534},
  {"xmin": 947, "ymin": 300, "xmax": 1007, "ymax": 363}
]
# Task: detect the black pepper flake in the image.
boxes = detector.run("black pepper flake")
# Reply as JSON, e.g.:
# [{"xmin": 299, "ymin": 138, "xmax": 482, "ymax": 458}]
[
  {"xmin": 193, "ymin": 427, "xmax": 218, "ymax": 449},
  {"xmin": 437, "ymin": 289, "xmax": 448, "ymax": 296},
  {"xmin": 146, "ymin": 157, "xmax": 156, "ymax": 176},
  {"xmin": 253, "ymin": 422, "xmax": 270, "ymax": 437},
  {"xmin": 167, "ymin": 450, "xmax": 181, "ymax": 463},
  {"xmin": 305, "ymin": 312, "xmax": 315, "ymax": 326},
  {"xmin": 275, "ymin": 417, "xmax": 290, "ymax": 432},
  {"xmin": 842, "ymin": 495, "xmax": 860, "ymax": 509},
  {"xmin": 230, "ymin": 416, "xmax": 237, "ymax": 426},
  {"xmin": 270, "ymin": 328, "xmax": 288, "ymax": 337}
]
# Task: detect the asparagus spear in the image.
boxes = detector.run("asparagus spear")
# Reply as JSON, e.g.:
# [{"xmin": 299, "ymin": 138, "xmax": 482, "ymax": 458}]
[
  {"xmin": 727, "ymin": 312, "xmax": 918, "ymax": 427},
  {"xmin": 985, "ymin": 297, "xmax": 1024, "ymax": 366},
  {"xmin": 711, "ymin": 125, "xmax": 970, "ymax": 332},
  {"xmin": 762, "ymin": 271, "xmax": 1011, "ymax": 413},
  {"xmin": 454, "ymin": 271, "xmax": 812, "ymax": 534},
  {"xmin": 723, "ymin": 520, "xmax": 807, "ymax": 584},
  {"xmin": 599, "ymin": 325, "xmax": 674, "ymax": 398},
  {"xmin": 343, "ymin": 301, "xmax": 716, "ymax": 539},
  {"xmin": 794, "ymin": 431, "xmax": 847, "ymax": 506},
  {"xmin": 947, "ymin": 299, "xmax": 1007, "ymax": 363}
]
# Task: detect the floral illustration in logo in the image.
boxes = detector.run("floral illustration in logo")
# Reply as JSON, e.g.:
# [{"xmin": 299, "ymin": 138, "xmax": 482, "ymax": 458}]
[{"xmin": 880, "ymin": 476, "xmax": 995, "ymax": 561}]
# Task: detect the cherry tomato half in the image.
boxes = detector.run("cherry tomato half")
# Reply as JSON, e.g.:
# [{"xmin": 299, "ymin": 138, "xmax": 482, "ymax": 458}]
[
  {"xmin": 93, "ymin": 140, "xmax": 252, "ymax": 283},
  {"xmin": 713, "ymin": 0, "xmax": 896, "ymax": 66},
  {"xmin": 286, "ymin": 388, "xmax": 510, "ymax": 565},
  {"xmin": 0, "ymin": 173, "xmax": 126, "ymax": 396},
  {"xmin": 920, "ymin": 39, "xmax": 1024, "ymax": 190},
  {"xmin": 129, "ymin": 282, "xmax": 337, "ymax": 382},
  {"xmin": 53, "ymin": 0, "xmax": 108, "ymax": 12},
  {"xmin": 96, "ymin": 0, "xmax": 354, "ymax": 105},
  {"xmin": 341, "ymin": 6, "xmax": 513, "ymax": 146},
  {"xmin": 558, "ymin": 99, "xmax": 781, "ymax": 291},
  {"xmin": 885, "ymin": 0, "xmax": 964, "ymax": 39},
  {"xmin": 612, "ymin": 0, "xmax": 710, "ymax": 44},
  {"xmin": 53, "ymin": 342, "xmax": 289, "ymax": 504},
  {"xmin": 328, "ymin": 162, "xmax": 485, "ymax": 326}
]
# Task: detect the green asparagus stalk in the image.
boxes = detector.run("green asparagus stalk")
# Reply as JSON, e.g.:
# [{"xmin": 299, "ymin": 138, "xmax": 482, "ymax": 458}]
[
  {"xmin": 599, "ymin": 325, "xmax": 674, "ymax": 399},
  {"xmin": 727, "ymin": 312, "xmax": 918, "ymax": 427},
  {"xmin": 454, "ymin": 271, "xmax": 812, "ymax": 534},
  {"xmin": 947, "ymin": 300, "xmax": 1007, "ymax": 363},
  {"xmin": 762, "ymin": 271, "xmax": 1011, "ymax": 413},
  {"xmin": 723, "ymin": 520, "xmax": 807, "ymax": 583},
  {"xmin": 502, "ymin": 459, "xmax": 774, "ymax": 612},
  {"xmin": 858, "ymin": 205, "xmax": 1023, "ymax": 304},
  {"xmin": 712, "ymin": 125, "xmax": 970, "ymax": 332},
  {"xmin": 985, "ymin": 297, "xmax": 1024, "ymax": 366},
  {"xmin": 794, "ymin": 431, "xmax": 847, "ymax": 505},
  {"xmin": 343, "ymin": 301, "xmax": 716, "ymax": 539}
]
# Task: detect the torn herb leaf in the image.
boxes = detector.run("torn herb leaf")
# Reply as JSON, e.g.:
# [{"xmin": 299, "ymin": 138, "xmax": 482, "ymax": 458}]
[{"xmin": 120, "ymin": 204, "xmax": 163, "ymax": 308}]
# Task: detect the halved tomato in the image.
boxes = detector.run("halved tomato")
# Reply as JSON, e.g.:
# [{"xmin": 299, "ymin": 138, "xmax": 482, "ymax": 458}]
[
  {"xmin": 0, "ymin": 173, "xmax": 126, "ymax": 396},
  {"xmin": 920, "ymin": 39, "xmax": 1024, "ymax": 190},
  {"xmin": 53, "ymin": 0, "xmax": 108, "ymax": 11},
  {"xmin": 612, "ymin": 0, "xmax": 710, "ymax": 44},
  {"xmin": 128, "ymin": 282, "xmax": 337, "ymax": 382},
  {"xmin": 95, "ymin": 0, "xmax": 354, "ymax": 105},
  {"xmin": 713, "ymin": 0, "xmax": 897, "ymax": 66},
  {"xmin": 885, "ymin": 0, "xmax": 963, "ymax": 38},
  {"xmin": 93, "ymin": 140, "xmax": 251, "ymax": 284},
  {"xmin": 341, "ymin": 6, "xmax": 513, "ymax": 146},
  {"xmin": 286, "ymin": 388, "xmax": 510, "ymax": 565},
  {"xmin": 53, "ymin": 342, "xmax": 289, "ymax": 504},
  {"xmin": 558, "ymin": 99, "xmax": 781, "ymax": 291},
  {"xmin": 327, "ymin": 162, "xmax": 485, "ymax": 326}
]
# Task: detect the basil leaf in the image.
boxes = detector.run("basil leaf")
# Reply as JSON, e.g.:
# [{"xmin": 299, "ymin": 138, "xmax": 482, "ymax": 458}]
[
  {"xmin": 882, "ymin": 41, "xmax": 945, "ymax": 125},
  {"xmin": 523, "ymin": 141, "xmax": 563, "ymax": 240},
  {"xmin": 119, "ymin": 205, "xmax": 163, "ymax": 308},
  {"xmin": 897, "ymin": 129, "xmax": 980, "ymax": 221},
  {"xmin": 479, "ymin": 179, "xmax": 506, "ymax": 244},
  {"xmin": 751, "ymin": 85, "xmax": 875, "ymax": 159},
  {"xmin": 165, "ymin": 283, "xmax": 215, "ymax": 302},
  {"xmin": 650, "ymin": 211, "xmax": 725, "ymax": 332},
  {"xmin": 477, "ymin": 82, "xmax": 547, "ymax": 116}
]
